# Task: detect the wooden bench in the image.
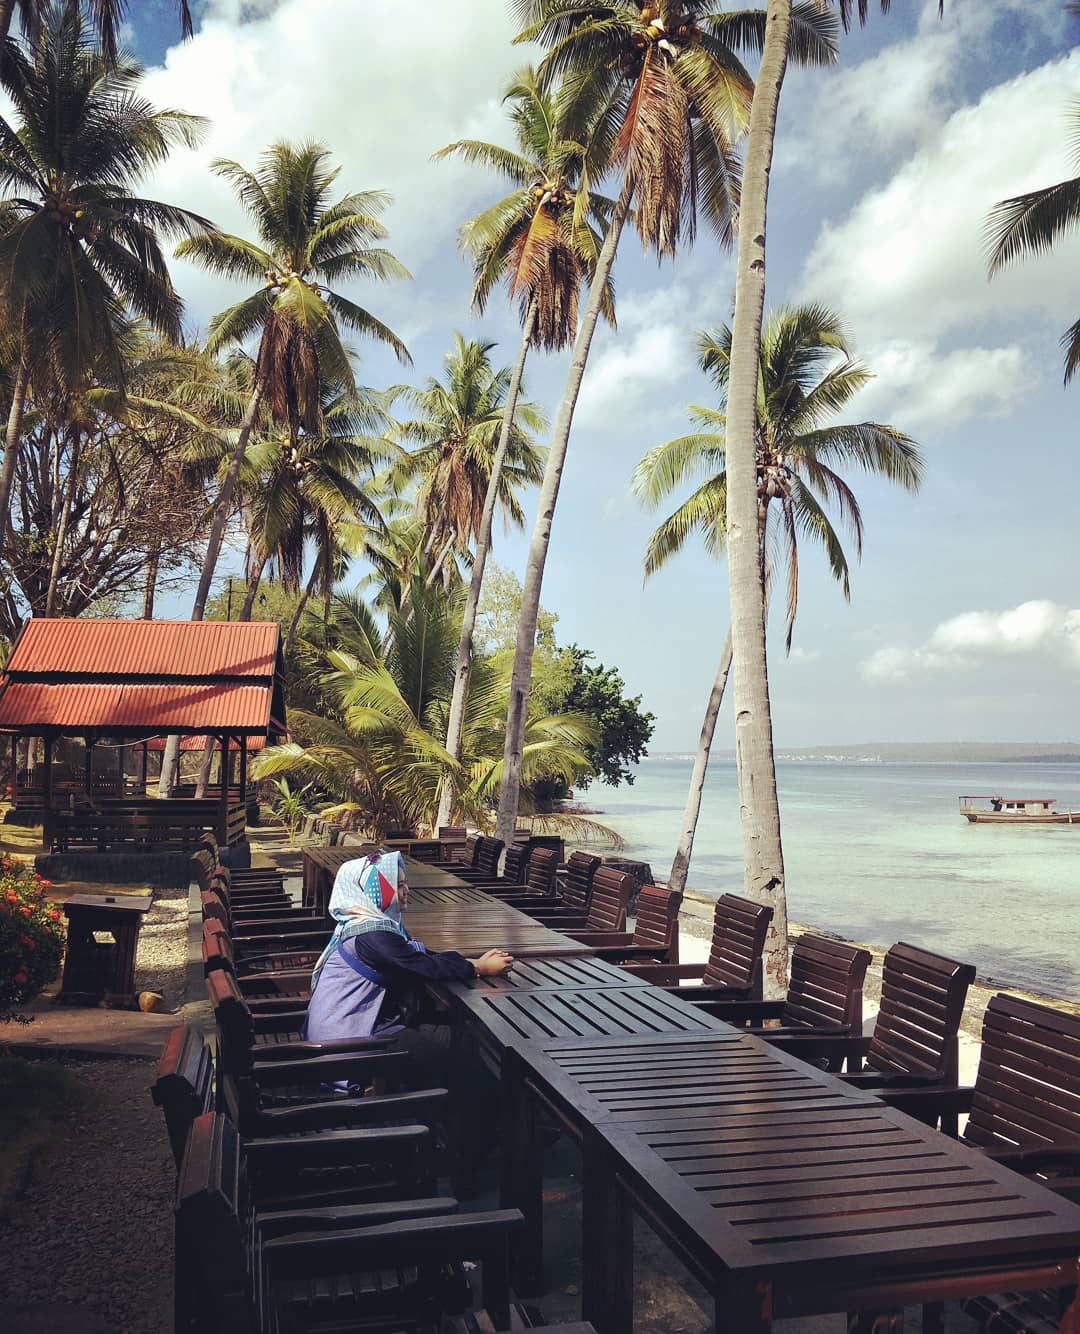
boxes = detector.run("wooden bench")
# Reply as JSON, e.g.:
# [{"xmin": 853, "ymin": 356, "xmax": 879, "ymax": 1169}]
[
  {"xmin": 176, "ymin": 1111, "xmax": 522, "ymax": 1333},
  {"xmin": 623, "ymin": 892, "xmax": 774, "ymax": 1000},
  {"xmin": 770, "ymin": 941, "xmax": 976, "ymax": 1133},
  {"xmin": 567, "ymin": 884, "xmax": 683, "ymax": 965},
  {"xmin": 689, "ymin": 933, "xmax": 871, "ymax": 1038}
]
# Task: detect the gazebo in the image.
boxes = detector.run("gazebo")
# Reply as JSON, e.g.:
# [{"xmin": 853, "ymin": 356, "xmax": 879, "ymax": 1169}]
[{"xmin": 0, "ymin": 618, "xmax": 287, "ymax": 852}]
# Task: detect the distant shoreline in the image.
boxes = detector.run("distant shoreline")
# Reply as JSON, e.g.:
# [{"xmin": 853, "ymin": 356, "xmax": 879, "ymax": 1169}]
[{"xmin": 645, "ymin": 745, "xmax": 1080, "ymax": 764}]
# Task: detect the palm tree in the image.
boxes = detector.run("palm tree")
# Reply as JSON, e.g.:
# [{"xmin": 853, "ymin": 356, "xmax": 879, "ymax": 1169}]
[
  {"xmin": 986, "ymin": 99, "xmax": 1080, "ymax": 383},
  {"xmin": 175, "ymin": 141, "xmax": 411, "ymax": 622},
  {"xmin": 493, "ymin": 0, "xmax": 836, "ymax": 847},
  {"xmin": 718, "ymin": 0, "xmax": 920, "ymax": 996},
  {"xmin": 387, "ymin": 334, "xmax": 546, "ymax": 579},
  {"xmin": 0, "ymin": 0, "xmax": 193, "ymax": 63},
  {"xmin": 634, "ymin": 306, "xmax": 922, "ymax": 924},
  {"xmin": 0, "ymin": 5, "xmax": 209, "ymax": 552},
  {"xmin": 432, "ymin": 66, "xmax": 614, "ymax": 828},
  {"xmin": 254, "ymin": 582, "xmax": 597, "ymax": 836}
]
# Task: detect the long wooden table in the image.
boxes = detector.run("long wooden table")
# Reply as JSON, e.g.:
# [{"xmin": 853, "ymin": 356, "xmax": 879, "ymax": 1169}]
[{"xmin": 503, "ymin": 1031, "xmax": 1080, "ymax": 1331}]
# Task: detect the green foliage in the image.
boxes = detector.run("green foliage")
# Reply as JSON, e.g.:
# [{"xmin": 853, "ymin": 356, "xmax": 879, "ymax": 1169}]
[
  {"xmin": 534, "ymin": 646, "xmax": 654, "ymax": 789},
  {"xmin": 0, "ymin": 859, "xmax": 64, "ymax": 1014},
  {"xmin": 269, "ymin": 777, "xmax": 314, "ymax": 843}
]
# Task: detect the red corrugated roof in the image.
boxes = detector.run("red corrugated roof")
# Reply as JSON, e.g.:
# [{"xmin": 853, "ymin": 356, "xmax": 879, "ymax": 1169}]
[
  {"xmin": 6, "ymin": 619, "xmax": 279, "ymax": 679},
  {"xmin": 0, "ymin": 683, "xmax": 271, "ymax": 733}
]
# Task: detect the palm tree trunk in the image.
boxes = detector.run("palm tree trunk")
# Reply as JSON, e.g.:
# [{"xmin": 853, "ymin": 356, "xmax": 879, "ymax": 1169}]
[
  {"xmin": 436, "ymin": 298, "xmax": 539, "ymax": 831},
  {"xmin": 493, "ymin": 177, "xmax": 635, "ymax": 847},
  {"xmin": 160, "ymin": 386, "xmax": 264, "ymax": 799},
  {"xmin": 283, "ymin": 564, "xmax": 319, "ymax": 656},
  {"xmin": 44, "ymin": 429, "xmax": 80, "ymax": 617},
  {"xmin": 193, "ymin": 736, "xmax": 216, "ymax": 799},
  {"xmin": 240, "ymin": 553, "xmax": 268, "ymax": 620},
  {"xmin": 0, "ymin": 352, "xmax": 30, "ymax": 557},
  {"xmin": 723, "ymin": 0, "xmax": 793, "ymax": 999},
  {"xmin": 191, "ymin": 384, "xmax": 264, "ymax": 620},
  {"xmin": 668, "ymin": 628, "xmax": 733, "ymax": 894}
]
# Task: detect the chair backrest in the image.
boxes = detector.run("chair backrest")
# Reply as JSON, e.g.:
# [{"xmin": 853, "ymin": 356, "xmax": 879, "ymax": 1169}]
[
  {"xmin": 963, "ymin": 994, "xmax": 1080, "ymax": 1151},
  {"xmin": 561, "ymin": 851, "xmax": 601, "ymax": 913},
  {"xmin": 175, "ymin": 1112, "xmax": 252, "ymax": 1334},
  {"xmin": 152, "ymin": 1026, "xmax": 215, "ymax": 1168},
  {"xmin": 523, "ymin": 847, "xmax": 557, "ymax": 896},
  {"xmin": 206, "ymin": 969, "xmax": 255, "ymax": 1076},
  {"xmin": 501, "ymin": 842, "xmax": 531, "ymax": 885},
  {"xmin": 466, "ymin": 833, "xmax": 481, "ymax": 866},
  {"xmin": 474, "ymin": 836, "xmax": 504, "ymax": 878},
  {"xmin": 867, "ymin": 941, "xmax": 976, "ymax": 1082},
  {"xmin": 702, "ymin": 894, "xmax": 775, "ymax": 996},
  {"xmin": 191, "ymin": 848, "xmax": 215, "ymax": 892},
  {"xmin": 780, "ymin": 934, "xmax": 871, "ymax": 1032},
  {"xmin": 585, "ymin": 867, "xmax": 632, "ymax": 932},
  {"xmin": 631, "ymin": 885, "xmax": 683, "ymax": 962},
  {"xmin": 438, "ymin": 826, "xmax": 466, "ymax": 840},
  {"xmin": 384, "ymin": 827, "xmax": 416, "ymax": 840}
]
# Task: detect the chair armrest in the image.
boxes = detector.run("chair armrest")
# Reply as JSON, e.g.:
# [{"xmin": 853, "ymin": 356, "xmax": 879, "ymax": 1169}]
[
  {"xmin": 565, "ymin": 931, "xmax": 634, "ymax": 947},
  {"xmin": 617, "ymin": 962, "xmax": 707, "ymax": 985},
  {"xmin": 251, "ymin": 1009, "xmax": 308, "ymax": 1034},
  {"xmin": 238, "ymin": 971, "xmax": 312, "ymax": 997},
  {"xmin": 234, "ymin": 929, "xmax": 330, "ymax": 951},
  {"xmin": 231, "ymin": 916, "xmax": 329, "ymax": 937},
  {"xmin": 689, "ymin": 999, "xmax": 786, "ymax": 1022},
  {"xmin": 766, "ymin": 1033, "xmax": 873, "ymax": 1063},
  {"xmin": 246, "ymin": 995, "xmax": 311, "ymax": 1015},
  {"xmin": 840, "ymin": 1069, "xmax": 942, "ymax": 1089},
  {"xmin": 252, "ymin": 1041, "xmax": 401, "ymax": 1073},
  {"xmin": 526, "ymin": 913, "xmax": 588, "ymax": 930},
  {"xmin": 983, "ymin": 1144, "xmax": 1080, "ymax": 1174},
  {"xmin": 263, "ymin": 1208, "xmax": 522, "ymax": 1278},
  {"xmin": 252, "ymin": 1088, "xmax": 448, "ymax": 1133},
  {"xmin": 256, "ymin": 1195, "xmax": 458, "ymax": 1240},
  {"xmin": 244, "ymin": 1122, "xmax": 428, "ymax": 1172}
]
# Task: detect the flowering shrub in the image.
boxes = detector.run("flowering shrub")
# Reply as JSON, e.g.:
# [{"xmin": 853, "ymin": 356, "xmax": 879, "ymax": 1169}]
[{"xmin": 0, "ymin": 858, "xmax": 64, "ymax": 1012}]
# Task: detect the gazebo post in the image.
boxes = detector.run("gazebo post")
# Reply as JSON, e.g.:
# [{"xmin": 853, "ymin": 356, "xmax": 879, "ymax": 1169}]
[
  {"xmin": 141, "ymin": 740, "xmax": 149, "ymax": 793},
  {"xmin": 238, "ymin": 738, "xmax": 248, "ymax": 805},
  {"xmin": 84, "ymin": 736, "xmax": 93, "ymax": 798},
  {"xmin": 41, "ymin": 734, "xmax": 53, "ymax": 851},
  {"xmin": 217, "ymin": 734, "xmax": 229, "ymax": 846},
  {"xmin": 8, "ymin": 734, "xmax": 16, "ymax": 805}
]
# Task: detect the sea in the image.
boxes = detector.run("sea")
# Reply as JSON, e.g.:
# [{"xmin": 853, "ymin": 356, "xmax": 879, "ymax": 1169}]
[{"xmin": 584, "ymin": 758, "xmax": 1080, "ymax": 999}]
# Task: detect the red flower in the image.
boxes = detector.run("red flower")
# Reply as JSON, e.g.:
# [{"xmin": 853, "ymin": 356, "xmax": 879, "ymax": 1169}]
[{"xmin": 14, "ymin": 969, "xmax": 28, "ymax": 984}]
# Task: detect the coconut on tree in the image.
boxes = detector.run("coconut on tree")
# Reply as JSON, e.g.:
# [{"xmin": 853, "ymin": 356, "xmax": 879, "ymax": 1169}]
[{"xmin": 634, "ymin": 306, "xmax": 922, "ymax": 943}]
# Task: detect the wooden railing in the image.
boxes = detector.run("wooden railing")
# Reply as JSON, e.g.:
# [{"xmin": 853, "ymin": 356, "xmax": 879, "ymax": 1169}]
[{"xmin": 48, "ymin": 799, "xmax": 246, "ymax": 853}]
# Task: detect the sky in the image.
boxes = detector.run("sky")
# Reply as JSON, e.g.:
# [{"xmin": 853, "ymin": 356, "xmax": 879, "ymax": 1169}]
[{"xmin": 126, "ymin": 0, "xmax": 1079, "ymax": 750}]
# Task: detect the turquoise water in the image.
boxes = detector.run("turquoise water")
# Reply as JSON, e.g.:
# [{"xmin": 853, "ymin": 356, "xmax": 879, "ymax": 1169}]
[{"xmin": 586, "ymin": 759, "xmax": 1080, "ymax": 998}]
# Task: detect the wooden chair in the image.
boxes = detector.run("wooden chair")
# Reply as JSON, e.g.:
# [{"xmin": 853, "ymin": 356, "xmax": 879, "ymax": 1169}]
[
  {"xmin": 689, "ymin": 934, "xmax": 871, "ymax": 1038},
  {"xmin": 200, "ymin": 889, "xmax": 330, "ymax": 950},
  {"xmin": 623, "ymin": 892, "xmax": 774, "ymax": 1002},
  {"xmin": 478, "ymin": 847, "xmax": 558, "ymax": 900},
  {"xmin": 770, "ymin": 941, "xmax": 977, "ymax": 1130},
  {"xmin": 444, "ymin": 836, "xmax": 504, "ymax": 882},
  {"xmin": 525, "ymin": 866, "xmax": 632, "ymax": 934},
  {"xmin": 202, "ymin": 917, "xmax": 327, "ymax": 978},
  {"xmin": 202, "ymin": 923, "xmax": 313, "ymax": 1003},
  {"xmin": 438, "ymin": 825, "xmax": 468, "ymax": 863},
  {"xmin": 565, "ymin": 883, "xmax": 682, "ymax": 965},
  {"xmin": 175, "ymin": 1111, "xmax": 522, "ymax": 1334}
]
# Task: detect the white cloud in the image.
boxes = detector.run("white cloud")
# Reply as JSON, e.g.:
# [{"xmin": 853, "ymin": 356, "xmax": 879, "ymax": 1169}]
[
  {"xmin": 138, "ymin": 0, "xmax": 534, "ymax": 336},
  {"xmin": 862, "ymin": 601, "xmax": 1080, "ymax": 679},
  {"xmin": 798, "ymin": 42, "xmax": 1079, "ymax": 428}
]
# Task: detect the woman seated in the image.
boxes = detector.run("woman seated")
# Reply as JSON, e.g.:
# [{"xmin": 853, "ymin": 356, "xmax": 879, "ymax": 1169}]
[{"xmin": 305, "ymin": 844, "xmax": 513, "ymax": 1049}]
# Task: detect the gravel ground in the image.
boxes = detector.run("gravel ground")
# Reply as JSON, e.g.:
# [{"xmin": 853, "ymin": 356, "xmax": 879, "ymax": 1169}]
[
  {"xmin": 132, "ymin": 881, "xmax": 189, "ymax": 1009},
  {"xmin": 0, "ymin": 1056, "xmax": 173, "ymax": 1334}
]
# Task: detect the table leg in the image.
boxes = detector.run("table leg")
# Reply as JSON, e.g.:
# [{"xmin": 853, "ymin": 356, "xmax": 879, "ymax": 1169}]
[
  {"xmin": 582, "ymin": 1132, "xmax": 632, "ymax": 1334},
  {"xmin": 500, "ymin": 1054, "xmax": 543, "ymax": 1293},
  {"xmin": 848, "ymin": 1310, "xmax": 905, "ymax": 1332},
  {"xmin": 716, "ymin": 1281, "xmax": 772, "ymax": 1333}
]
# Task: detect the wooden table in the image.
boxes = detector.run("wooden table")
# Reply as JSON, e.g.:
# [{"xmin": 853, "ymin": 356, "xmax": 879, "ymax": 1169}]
[
  {"xmin": 438, "ymin": 954, "xmax": 651, "ymax": 1000},
  {"xmin": 503, "ymin": 1031, "xmax": 1080, "ymax": 1331}
]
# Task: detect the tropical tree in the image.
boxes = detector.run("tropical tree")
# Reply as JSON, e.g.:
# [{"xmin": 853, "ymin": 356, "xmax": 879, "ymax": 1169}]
[
  {"xmin": 0, "ymin": 0, "xmax": 193, "ymax": 62},
  {"xmin": 0, "ymin": 5, "xmax": 209, "ymax": 553},
  {"xmin": 433, "ymin": 66, "xmax": 614, "ymax": 828},
  {"xmin": 718, "ymin": 0, "xmax": 918, "ymax": 995},
  {"xmin": 387, "ymin": 334, "xmax": 546, "ymax": 580},
  {"xmin": 493, "ymin": 0, "xmax": 836, "ymax": 847},
  {"xmin": 986, "ymin": 99, "xmax": 1080, "ymax": 382},
  {"xmin": 634, "ymin": 306, "xmax": 922, "ymax": 925},
  {"xmin": 254, "ymin": 582, "xmax": 598, "ymax": 836},
  {"xmin": 175, "ymin": 141, "xmax": 411, "ymax": 622}
]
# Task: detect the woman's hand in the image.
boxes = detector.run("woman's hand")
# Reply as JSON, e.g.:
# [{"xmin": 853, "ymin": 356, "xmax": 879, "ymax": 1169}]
[{"xmin": 469, "ymin": 949, "xmax": 514, "ymax": 977}]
